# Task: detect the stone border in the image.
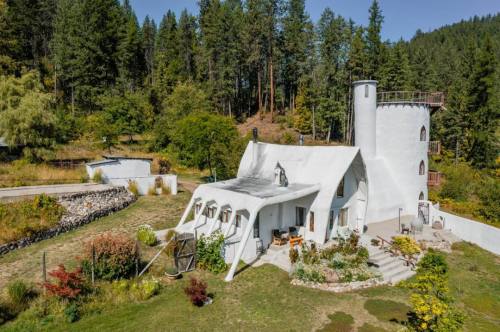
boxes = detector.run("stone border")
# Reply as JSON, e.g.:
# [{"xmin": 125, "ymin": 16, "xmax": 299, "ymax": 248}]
[
  {"xmin": 0, "ymin": 187, "xmax": 136, "ymax": 255},
  {"xmin": 291, "ymin": 277, "xmax": 387, "ymax": 293}
]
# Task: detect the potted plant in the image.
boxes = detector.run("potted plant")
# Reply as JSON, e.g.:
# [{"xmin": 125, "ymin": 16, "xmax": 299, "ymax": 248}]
[{"xmin": 165, "ymin": 266, "xmax": 180, "ymax": 280}]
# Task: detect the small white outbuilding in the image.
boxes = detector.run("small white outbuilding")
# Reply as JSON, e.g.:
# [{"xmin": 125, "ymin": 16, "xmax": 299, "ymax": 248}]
[{"xmin": 86, "ymin": 156, "xmax": 177, "ymax": 195}]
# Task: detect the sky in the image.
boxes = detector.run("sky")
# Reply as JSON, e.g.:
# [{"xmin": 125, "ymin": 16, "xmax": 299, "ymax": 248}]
[{"xmin": 130, "ymin": 0, "xmax": 500, "ymax": 41}]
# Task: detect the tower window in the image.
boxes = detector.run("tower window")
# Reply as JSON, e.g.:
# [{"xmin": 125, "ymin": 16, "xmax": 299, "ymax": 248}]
[
  {"xmin": 419, "ymin": 192, "xmax": 424, "ymax": 200},
  {"xmin": 419, "ymin": 161, "xmax": 425, "ymax": 175},
  {"xmin": 420, "ymin": 126, "xmax": 427, "ymax": 141},
  {"xmin": 364, "ymin": 85, "xmax": 369, "ymax": 98},
  {"xmin": 309, "ymin": 212, "xmax": 315, "ymax": 232}
]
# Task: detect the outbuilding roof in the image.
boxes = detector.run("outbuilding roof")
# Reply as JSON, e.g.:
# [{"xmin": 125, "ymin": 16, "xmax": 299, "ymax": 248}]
[{"xmin": 0, "ymin": 137, "xmax": 8, "ymax": 147}]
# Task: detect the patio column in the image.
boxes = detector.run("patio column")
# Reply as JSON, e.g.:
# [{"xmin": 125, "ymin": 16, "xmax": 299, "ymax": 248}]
[
  {"xmin": 191, "ymin": 201, "xmax": 207, "ymax": 232},
  {"xmin": 223, "ymin": 210, "xmax": 237, "ymax": 238},
  {"xmin": 176, "ymin": 196, "xmax": 196, "ymax": 229},
  {"xmin": 207, "ymin": 205, "xmax": 222, "ymax": 234},
  {"xmin": 225, "ymin": 211, "xmax": 257, "ymax": 282}
]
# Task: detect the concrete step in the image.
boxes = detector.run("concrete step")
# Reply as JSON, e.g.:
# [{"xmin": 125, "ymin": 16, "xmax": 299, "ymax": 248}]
[
  {"xmin": 370, "ymin": 250, "xmax": 388, "ymax": 260},
  {"xmin": 378, "ymin": 259, "xmax": 404, "ymax": 273},
  {"xmin": 369, "ymin": 254, "xmax": 397, "ymax": 267},
  {"xmin": 389, "ymin": 269, "xmax": 416, "ymax": 284},
  {"xmin": 384, "ymin": 264, "xmax": 411, "ymax": 281}
]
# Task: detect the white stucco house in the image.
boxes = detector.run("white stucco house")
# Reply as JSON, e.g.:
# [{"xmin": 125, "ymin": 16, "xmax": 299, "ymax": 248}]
[
  {"xmin": 176, "ymin": 80, "xmax": 444, "ymax": 281},
  {"xmin": 86, "ymin": 156, "xmax": 177, "ymax": 195}
]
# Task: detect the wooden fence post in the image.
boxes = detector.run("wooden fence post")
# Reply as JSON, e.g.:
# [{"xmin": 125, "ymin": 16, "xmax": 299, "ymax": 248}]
[
  {"xmin": 91, "ymin": 242, "xmax": 95, "ymax": 285},
  {"xmin": 135, "ymin": 241, "xmax": 140, "ymax": 277}
]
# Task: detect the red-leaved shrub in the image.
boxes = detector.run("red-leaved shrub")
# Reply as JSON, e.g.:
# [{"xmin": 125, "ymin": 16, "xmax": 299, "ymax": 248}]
[
  {"xmin": 184, "ymin": 277, "xmax": 208, "ymax": 306},
  {"xmin": 81, "ymin": 233, "xmax": 138, "ymax": 280},
  {"xmin": 43, "ymin": 265, "xmax": 84, "ymax": 300}
]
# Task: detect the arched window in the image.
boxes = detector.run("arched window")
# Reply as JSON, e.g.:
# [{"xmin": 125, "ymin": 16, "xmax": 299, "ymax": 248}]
[
  {"xmin": 419, "ymin": 161, "xmax": 425, "ymax": 175},
  {"xmin": 419, "ymin": 192, "xmax": 424, "ymax": 200},
  {"xmin": 420, "ymin": 126, "xmax": 427, "ymax": 141}
]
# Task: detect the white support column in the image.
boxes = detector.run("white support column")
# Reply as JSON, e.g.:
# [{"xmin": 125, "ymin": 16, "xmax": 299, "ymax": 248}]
[
  {"xmin": 225, "ymin": 211, "xmax": 257, "ymax": 282},
  {"xmin": 176, "ymin": 196, "xmax": 196, "ymax": 229},
  {"xmin": 191, "ymin": 201, "xmax": 207, "ymax": 232},
  {"xmin": 207, "ymin": 206, "xmax": 222, "ymax": 234},
  {"xmin": 223, "ymin": 210, "xmax": 237, "ymax": 238}
]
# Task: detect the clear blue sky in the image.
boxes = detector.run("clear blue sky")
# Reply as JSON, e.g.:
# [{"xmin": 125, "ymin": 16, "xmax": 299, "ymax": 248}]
[{"xmin": 130, "ymin": 0, "xmax": 500, "ymax": 41}]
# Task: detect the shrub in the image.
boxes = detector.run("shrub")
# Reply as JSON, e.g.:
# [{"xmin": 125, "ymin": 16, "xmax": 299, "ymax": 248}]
[
  {"xmin": 294, "ymin": 265, "xmax": 326, "ymax": 283},
  {"xmin": 81, "ymin": 233, "xmax": 137, "ymax": 280},
  {"xmin": 184, "ymin": 277, "xmax": 208, "ymax": 307},
  {"xmin": 417, "ymin": 250, "xmax": 448, "ymax": 274},
  {"xmin": 43, "ymin": 265, "xmax": 85, "ymax": 300},
  {"xmin": 281, "ymin": 132, "xmax": 295, "ymax": 144},
  {"xmin": 7, "ymin": 280, "xmax": 34, "ymax": 307},
  {"xmin": 301, "ymin": 243, "xmax": 320, "ymax": 265},
  {"xmin": 137, "ymin": 225, "xmax": 157, "ymax": 246},
  {"xmin": 289, "ymin": 248, "xmax": 299, "ymax": 264},
  {"xmin": 161, "ymin": 182, "xmax": 171, "ymax": 195},
  {"xmin": 165, "ymin": 266, "xmax": 179, "ymax": 275},
  {"xmin": 131, "ymin": 278, "xmax": 161, "ymax": 301},
  {"xmin": 91, "ymin": 169, "xmax": 103, "ymax": 183},
  {"xmin": 64, "ymin": 302, "xmax": 79, "ymax": 323},
  {"xmin": 391, "ymin": 236, "xmax": 421, "ymax": 256},
  {"xmin": 147, "ymin": 185, "xmax": 157, "ymax": 196},
  {"xmin": 196, "ymin": 232, "xmax": 227, "ymax": 274},
  {"xmin": 127, "ymin": 180, "xmax": 139, "ymax": 196},
  {"xmin": 370, "ymin": 238, "xmax": 380, "ymax": 246}
]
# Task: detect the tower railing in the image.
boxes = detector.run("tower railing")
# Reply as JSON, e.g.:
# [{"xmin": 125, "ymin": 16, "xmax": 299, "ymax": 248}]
[{"xmin": 377, "ymin": 91, "xmax": 444, "ymax": 108}]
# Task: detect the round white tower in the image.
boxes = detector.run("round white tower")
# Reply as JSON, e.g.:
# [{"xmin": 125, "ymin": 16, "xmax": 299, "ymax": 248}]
[{"xmin": 353, "ymin": 80, "xmax": 377, "ymax": 159}]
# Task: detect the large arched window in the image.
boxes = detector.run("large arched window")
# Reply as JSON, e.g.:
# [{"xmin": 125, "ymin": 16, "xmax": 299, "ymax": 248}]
[
  {"xmin": 419, "ymin": 192, "xmax": 424, "ymax": 200},
  {"xmin": 419, "ymin": 161, "xmax": 425, "ymax": 175},
  {"xmin": 420, "ymin": 126, "xmax": 427, "ymax": 141}
]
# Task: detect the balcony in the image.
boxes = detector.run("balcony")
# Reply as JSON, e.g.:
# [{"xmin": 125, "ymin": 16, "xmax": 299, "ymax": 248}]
[
  {"xmin": 428, "ymin": 170, "xmax": 441, "ymax": 187},
  {"xmin": 378, "ymin": 91, "xmax": 445, "ymax": 110},
  {"xmin": 428, "ymin": 141, "xmax": 441, "ymax": 155}
]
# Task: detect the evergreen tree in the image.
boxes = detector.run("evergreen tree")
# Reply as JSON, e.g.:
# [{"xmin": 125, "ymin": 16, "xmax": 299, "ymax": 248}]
[
  {"xmin": 117, "ymin": 0, "xmax": 145, "ymax": 91},
  {"xmin": 378, "ymin": 40, "xmax": 413, "ymax": 91},
  {"xmin": 177, "ymin": 9, "xmax": 197, "ymax": 81},
  {"xmin": 154, "ymin": 10, "xmax": 180, "ymax": 98},
  {"xmin": 142, "ymin": 16, "xmax": 156, "ymax": 86},
  {"xmin": 365, "ymin": 0, "xmax": 383, "ymax": 80},
  {"xmin": 466, "ymin": 36, "xmax": 499, "ymax": 168},
  {"xmin": 348, "ymin": 27, "xmax": 368, "ymax": 82},
  {"xmin": 0, "ymin": 0, "xmax": 15, "ymax": 74},
  {"xmin": 281, "ymin": 0, "xmax": 313, "ymax": 110}
]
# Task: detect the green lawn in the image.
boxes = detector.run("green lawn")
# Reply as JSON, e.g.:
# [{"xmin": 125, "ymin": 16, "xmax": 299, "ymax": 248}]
[{"xmin": 1, "ymin": 196, "xmax": 499, "ymax": 331}]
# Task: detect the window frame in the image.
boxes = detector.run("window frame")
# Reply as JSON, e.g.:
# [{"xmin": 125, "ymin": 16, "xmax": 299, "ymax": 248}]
[
  {"xmin": 309, "ymin": 211, "xmax": 315, "ymax": 232},
  {"xmin": 339, "ymin": 208, "xmax": 348, "ymax": 227},
  {"xmin": 295, "ymin": 207, "xmax": 306, "ymax": 226},
  {"xmin": 253, "ymin": 213, "xmax": 260, "ymax": 238},
  {"xmin": 329, "ymin": 210, "xmax": 335, "ymax": 230},
  {"xmin": 419, "ymin": 160, "xmax": 425, "ymax": 175},
  {"xmin": 420, "ymin": 126, "xmax": 427, "ymax": 141}
]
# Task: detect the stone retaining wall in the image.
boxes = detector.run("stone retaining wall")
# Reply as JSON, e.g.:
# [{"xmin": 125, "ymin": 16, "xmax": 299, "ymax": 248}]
[
  {"xmin": 291, "ymin": 277, "xmax": 387, "ymax": 293},
  {"xmin": 0, "ymin": 187, "xmax": 136, "ymax": 255}
]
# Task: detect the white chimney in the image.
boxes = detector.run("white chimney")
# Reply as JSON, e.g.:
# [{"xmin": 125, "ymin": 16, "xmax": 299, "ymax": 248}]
[{"xmin": 353, "ymin": 80, "xmax": 377, "ymax": 159}]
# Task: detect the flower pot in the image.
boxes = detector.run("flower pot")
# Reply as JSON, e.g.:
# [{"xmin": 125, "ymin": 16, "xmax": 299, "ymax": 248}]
[{"xmin": 165, "ymin": 271, "xmax": 180, "ymax": 280}]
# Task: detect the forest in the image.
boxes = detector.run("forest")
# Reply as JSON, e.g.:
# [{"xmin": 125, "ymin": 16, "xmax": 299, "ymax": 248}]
[{"xmin": 0, "ymin": 0, "xmax": 498, "ymax": 175}]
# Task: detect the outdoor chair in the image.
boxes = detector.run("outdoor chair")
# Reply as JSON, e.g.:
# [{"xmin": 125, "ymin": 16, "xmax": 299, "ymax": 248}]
[
  {"xmin": 272, "ymin": 229, "xmax": 287, "ymax": 246},
  {"xmin": 288, "ymin": 226, "xmax": 298, "ymax": 237},
  {"xmin": 401, "ymin": 223, "xmax": 410, "ymax": 235}
]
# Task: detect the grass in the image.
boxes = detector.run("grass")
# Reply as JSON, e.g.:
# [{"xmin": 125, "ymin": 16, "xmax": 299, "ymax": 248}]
[
  {"xmin": 318, "ymin": 312, "xmax": 354, "ymax": 332},
  {"xmin": 0, "ymin": 161, "xmax": 86, "ymax": 188},
  {"xmin": 363, "ymin": 299, "xmax": 410, "ymax": 324},
  {"xmin": 0, "ymin": 195, "xmax": 498, "ymax": 331}
]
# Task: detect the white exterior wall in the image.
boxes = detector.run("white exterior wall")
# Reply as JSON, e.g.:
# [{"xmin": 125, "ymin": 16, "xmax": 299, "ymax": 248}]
[
  {"xmin": 86, "ymin": 159, "xmax": 151, "ymax": 180},
  {"xmin": 376, "ymin": 104, "xmax": 429, "ymax": 215},
  {"xmin": 86, "ymin": 159, "xmax": 177, "ymax": 195},
  {"xmin": 354, "ymin": 81, "xmax": 377, "ymax": 159},
  {"xmin": 423, "ymin": 201, "xmax": 500, "ymax": 255}
]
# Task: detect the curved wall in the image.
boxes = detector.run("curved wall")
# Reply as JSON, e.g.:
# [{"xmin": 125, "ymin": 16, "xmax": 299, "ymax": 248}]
[
  {"xmin": 353, "ymin": 81, "xmax": 377, "ymax": 158},
  {"xmin": 376, "ymin": 104, "xmax": 429, "ymax": 215}
]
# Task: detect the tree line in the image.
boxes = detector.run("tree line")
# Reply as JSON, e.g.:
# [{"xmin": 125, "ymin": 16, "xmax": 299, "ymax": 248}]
[{"xmin": 0, "ymin": 0, "xmax": 498, "ymax": 169}]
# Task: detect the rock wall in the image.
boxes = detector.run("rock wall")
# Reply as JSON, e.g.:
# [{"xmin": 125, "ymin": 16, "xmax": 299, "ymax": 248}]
[{"xmin": 0, "ymin": 187, "xmax": 136, "ymax": 255}]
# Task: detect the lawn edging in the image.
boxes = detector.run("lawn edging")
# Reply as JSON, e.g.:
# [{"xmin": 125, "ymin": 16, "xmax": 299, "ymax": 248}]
[
  {"xmin": 291, "ymin": 277, "xmax": 387, "ymax": 293},
  {"xmin": 0, "ymin": 187, "xmax": 136, "ymax": 255}
]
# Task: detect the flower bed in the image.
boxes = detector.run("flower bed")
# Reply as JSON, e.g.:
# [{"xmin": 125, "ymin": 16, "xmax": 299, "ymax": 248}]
[{"xmin": 290, "ymin": 233, "xmax": 381, "ymax": 290}]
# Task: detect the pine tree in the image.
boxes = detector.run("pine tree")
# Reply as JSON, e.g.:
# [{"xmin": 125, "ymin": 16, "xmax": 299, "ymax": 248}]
[
  {"xmin": 348, "ymin": 27, "xmax": 368, "ymax": 82},
  {"xmin": 154, "ymin": 10, "xmax": 180, "ymax": 98},
  {"xmin": 466, "ymin": 36, "xmax": 499, "ymax": 168},
  {"xmin": 281, "ymin": 0, "xmax": 313, "ymax": 111},
  {"xmin": 142, "ymin": 16, "xmax": 156, "ymax": 86},
  {"xmin": 177, "ymin": 9, "xmax": 197, "ymax": 81},
  {"xmin": 117, "ymin": 0, "xmax": 145, "ymax": 91},
  {"xmin": 366, "ymin": 0, "xmax": 383, "ymax": 80},
  {"xmin": 0, "ymin": 0, "xmax": 15, "ymax": 74},
  {"xmin": 378, "ymin": 40, "xmax": 413, "ymax": 91}
]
